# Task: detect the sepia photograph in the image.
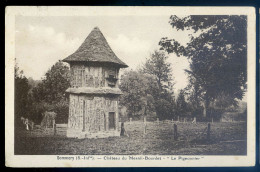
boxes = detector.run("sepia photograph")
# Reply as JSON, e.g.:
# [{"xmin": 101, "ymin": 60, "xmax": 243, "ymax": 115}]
[{"xmin": 5, "ymin": 6, "xmax": 255, "ymax": 167}]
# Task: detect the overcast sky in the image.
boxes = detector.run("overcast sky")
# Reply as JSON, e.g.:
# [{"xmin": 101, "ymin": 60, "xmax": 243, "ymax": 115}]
[{"xmin": 15, "ymin": 16, "xmax": 198, "ymax": 91}]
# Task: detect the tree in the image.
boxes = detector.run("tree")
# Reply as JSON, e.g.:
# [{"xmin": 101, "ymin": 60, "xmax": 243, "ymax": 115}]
[
  {"xmin": 184, "ymin": 77, "xmax": 204, "ymax": 118},
  {"xmin": 142, "ymin": 50, "xmax": 174, "ymax": 92},
  {"xmin": 33, "ymin": 60, "xmax": 70, "ymax": 104},
  {"xmin": 159, "ymin": 15, "xmax": 247, "ymax": 117},
  {"xmin": 15, "ymin": 62, "xmax": 31, "ymax": 126},
  {"xmin": 176, "ymin": 89, "xmax": 188, "ymax": 115},
  {"xmin": 141, "ymin": 50, "xmax": 176, "ymax": 119},
  {"xmin": 28, "ymin": 77, "xmax": 41, "ymax": 92},
  {"xmin": 32, "ymin": 60, "xmax": 70, "ymax": 123},
  {"xmin": 119, "ymin": 70, "xmax": 157, "ymax": 118}
]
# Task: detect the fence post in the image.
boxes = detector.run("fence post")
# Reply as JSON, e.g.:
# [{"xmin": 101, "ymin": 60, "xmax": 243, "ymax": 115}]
[
  {"xmin": 178, "ymin": 116, "xmax": 179, "ymax": 122},
  {"xmin": 130, "ymin": 118, "xmax": 132, "ymax": 124},
  {"xmin": 174, "ymin": 124, "xmax": 178, "ymax": 141},
  {"xmin": 143, "ymin": 123, "xmax": 147, "ymax": 135},
  {"xmin": 53, "ymin": 119, "xmax": 56, "ymax": 135},
  {"xmin": 207, "ymin": 123, "xmax": 211, "ymax": 141},
  {"xmin": 157, "ymin": 118, "xmax": 159, "ymax": 125},
  {"xmin": 143, "ymin": 116, "xmax": 147, "ymax": 135},
  {"xmin": 31, "ymin": 121, "xmax": 34, "ymax": 130},
  {"xmin": 192, "ymin": 117, "xmax": 196, "ymax": 124},
  {"xmin": 54, "ymin": 123, "xmax": 56, "ymax": 135},
  {"xmin": 212, "ymin": 118, "xmax": 214, "ymax": 123},
  {"xmin": 52, "ymin": 119, "xmax": 55, "ymax": 129}
]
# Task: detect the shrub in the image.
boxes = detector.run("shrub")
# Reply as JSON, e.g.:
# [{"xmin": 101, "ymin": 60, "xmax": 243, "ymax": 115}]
[
  {"xmin": 28, "ymin": 102, "xmax": 54, "ymax": 124},
  {"xmin": 54, "ymin": 100, "xmax": 69, "ymax": 124}
]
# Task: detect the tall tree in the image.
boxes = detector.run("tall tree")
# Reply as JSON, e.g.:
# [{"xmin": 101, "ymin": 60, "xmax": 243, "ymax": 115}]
[
  {"xmin": 15, "ymin": 62, "xmax": 31, "ymax": 125},
  {"xmin": 33, "ymin": 60, "xmax": 70, "ymax": 104},
  {"xmin": 119, "ymin": 70, "xmax": 157, "ymax": 118},
  {"xmin": 142, "ymin": 50, "xmax": 174, "ymax": 92},
  {"xmin": 159, "ymin": 15, "xmax": 247, "ymax": 117},
  {"xmin": 141, "ymin": 50, "xmax": 176, "ymax": 119},
  {"xmin": 32, "ymin": 60, "xmax": 70, "ymax": 123},
  {"xmin": 176, "ymin": 89, "xmax": 188, "ymax": 115}
]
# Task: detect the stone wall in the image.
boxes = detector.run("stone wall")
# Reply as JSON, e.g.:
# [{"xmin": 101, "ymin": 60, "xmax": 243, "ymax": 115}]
[{"xmin": 68, "ymin": 94, "xmax": 119, "ymax": 133}]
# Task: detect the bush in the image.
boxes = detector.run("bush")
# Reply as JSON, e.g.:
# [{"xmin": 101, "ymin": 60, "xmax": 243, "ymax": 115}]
[
  {"xmin": 237, "ymin": 108, "xmax": 247, "ymax": 122},
  {"xmin": 41, "ymin": 111, "xmax": 57, "ymax": 128},
  {"xmin": 54, "ymin": 100, "xmax": 69, "ymax": 124},
  {"xmin": 191, "ymin": 106, "xmax": 203, "ymax": 118},
  {"xmin": 155, "ymin": 99, "xmax": 175, "ymax": 120},
  {"xmin": 29, "ymin": 100, "xmax": 69, "ymax": 124},
  {"xmin": 29, "ymin": 102, "xmax": 54, "ymax": 124},
  {"xmin": 193, "ymin": 107, "xmax": 223, "ymax": 122}
]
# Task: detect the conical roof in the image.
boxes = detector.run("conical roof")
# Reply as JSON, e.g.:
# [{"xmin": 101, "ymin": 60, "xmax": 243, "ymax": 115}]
[{"xmin": 63, "ymin": 27, "xmax": 128, "ymax": 68}]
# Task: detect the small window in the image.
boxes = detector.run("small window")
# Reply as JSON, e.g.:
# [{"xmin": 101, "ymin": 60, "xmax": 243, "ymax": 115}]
[
  {"xmin": 108, "ymin": 84, "xmax": 115, "ymax": 88},
  {"xmin": 109, "ymin": 75, "xmax": 115, "ymax": 78},
  {"xmin": 106, "ymin": 74, "xmax": 118, "ymax": 88}
]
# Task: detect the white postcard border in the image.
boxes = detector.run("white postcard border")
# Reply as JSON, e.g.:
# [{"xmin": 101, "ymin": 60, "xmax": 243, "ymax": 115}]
[{"xmin": 5, "ymin": 6, "xmax": 256, "ymax": 167}]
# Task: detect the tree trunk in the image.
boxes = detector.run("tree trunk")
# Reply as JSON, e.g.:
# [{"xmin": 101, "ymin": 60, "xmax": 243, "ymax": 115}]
[
  {"xmin": 203, "ymin": 99, "xmax": 209, "ymax": 118},
  {"xmin": 203, "ymin": 102, "xmax": 206, "ymax": 117},
  {"xmin": 158, "ymin": 80, "xmax": 162, "ymax": 91}
]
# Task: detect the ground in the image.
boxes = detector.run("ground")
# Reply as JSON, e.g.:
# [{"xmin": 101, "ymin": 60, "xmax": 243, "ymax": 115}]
[{"xmin": 15, "ymin": 121, "xmax": 247, "ymax": 155}]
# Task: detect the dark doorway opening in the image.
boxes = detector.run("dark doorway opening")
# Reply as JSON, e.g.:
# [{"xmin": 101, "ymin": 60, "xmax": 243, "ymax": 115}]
[{"xmin": 109, "ymin": 112, "xmax": 115, "ymax": 130}]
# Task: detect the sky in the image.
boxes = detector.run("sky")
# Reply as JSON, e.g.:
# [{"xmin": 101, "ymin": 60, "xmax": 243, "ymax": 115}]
[{"xmin": 15, "ymin": 15, "xmax": 195, "ymax": 91}]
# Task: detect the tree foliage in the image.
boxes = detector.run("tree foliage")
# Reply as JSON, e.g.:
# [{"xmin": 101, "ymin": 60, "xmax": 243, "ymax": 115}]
[
  {"xmin": 142, "ymin": 50, "xmax": 174, "ymax": 91},
  {"xmin": 33, "ymin": 60, "xmax": 70, "ymax": 104},
  {"xmin": 119, "ymin": 70, "xmax": 157, "ymax": 118},
  {"xmin": 176, "ymin": 89, "xmax": 188, "ymax": 115},
  {"xmin": 159, "ymin": 15, "xmax": 247, "ymax": 117},
  {"xmin": 142, "ymin": 50, "xmax": 176, "ymax": 119},
  {"xmin": 15, "ymin": 62, "xmax": 31, "ymax": 123},
  {"xmin": 120, "ymin": 50, "xmax": 177, "ymax": 120},
  {"xmin": 31, "ymin": 60, "xmax": 70, "ymax": 123}
]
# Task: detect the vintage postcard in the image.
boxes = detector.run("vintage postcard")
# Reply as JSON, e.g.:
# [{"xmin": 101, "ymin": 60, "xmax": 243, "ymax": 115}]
[{"xmin": 5, "ymin": 6, "xmax": 256, "ymax": 167}]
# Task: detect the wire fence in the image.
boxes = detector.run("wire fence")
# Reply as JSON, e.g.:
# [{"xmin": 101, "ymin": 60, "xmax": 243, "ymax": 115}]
[{"xmin": 19, "ymin": 117, "xmax": 246, "ymax": 145}]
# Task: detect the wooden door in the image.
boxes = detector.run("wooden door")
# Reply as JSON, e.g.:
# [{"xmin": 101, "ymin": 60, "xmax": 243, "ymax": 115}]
[{"xmin": 109, "ymin": 112, "xmax": 115, "ymax": 130}]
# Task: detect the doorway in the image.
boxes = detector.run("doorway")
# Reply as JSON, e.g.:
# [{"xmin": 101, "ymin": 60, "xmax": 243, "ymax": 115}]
[{"xmin": 109, "ymin": 112, "xmax": 115, "ymax": 130}]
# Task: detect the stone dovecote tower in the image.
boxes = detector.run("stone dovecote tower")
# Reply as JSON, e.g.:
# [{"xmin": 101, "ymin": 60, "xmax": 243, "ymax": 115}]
[{"xmin": 63, "ymin": 27, "xmax": 128, "ymax": 139}]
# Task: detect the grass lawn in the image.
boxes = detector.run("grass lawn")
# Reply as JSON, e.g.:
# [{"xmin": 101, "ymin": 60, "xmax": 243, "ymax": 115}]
[{"xmin": 15, "ymin": 121, "xmax": 247, "ymax": 155}]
